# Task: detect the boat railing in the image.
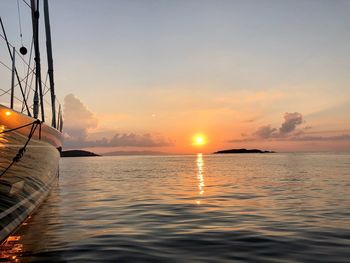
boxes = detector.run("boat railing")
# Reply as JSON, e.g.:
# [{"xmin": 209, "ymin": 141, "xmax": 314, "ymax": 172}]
[
  {"xmin": 0, "ymin": 85, "xmax": 63, "ymax": 132},
  {"xmin": 0, "ymin": 16, "xmax": 62, "ymax": 132}
]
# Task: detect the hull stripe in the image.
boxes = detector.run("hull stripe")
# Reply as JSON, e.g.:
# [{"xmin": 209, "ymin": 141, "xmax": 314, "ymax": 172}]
[{"xmin": 0, "ymin": 172, "xmax": 58, "ymax": 220}]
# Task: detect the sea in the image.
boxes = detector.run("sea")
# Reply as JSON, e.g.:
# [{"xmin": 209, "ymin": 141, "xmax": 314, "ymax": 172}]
[{"xmin": 1, "ymin": 153, "xmax": 349, "ymax": 262}]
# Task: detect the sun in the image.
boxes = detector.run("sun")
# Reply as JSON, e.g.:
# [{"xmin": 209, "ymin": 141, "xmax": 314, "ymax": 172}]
[{"xmin": 193, "ymin": 134, "xmax": 206, "ymax": 146}]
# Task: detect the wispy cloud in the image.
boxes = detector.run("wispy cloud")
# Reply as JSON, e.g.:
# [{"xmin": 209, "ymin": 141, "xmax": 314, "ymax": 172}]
[
  {"xmin": 64, "ymin": 133, "xmax": 173, "ymax": 149},
  {"xmin": 288, "ymin": 134, "xmax": 350, "ymax": 141},
  {"xmin": 253, "ymin": 125, "xmax": 277, "ymax": 139},
  {"xmin": 229, "ymin": 112, "xmax": 350, "ymax": 143}
]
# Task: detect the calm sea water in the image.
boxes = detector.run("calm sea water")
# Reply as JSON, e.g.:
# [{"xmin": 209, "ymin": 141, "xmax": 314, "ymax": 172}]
[{"xmin": 1, "ymin": 153, "xmax": 349, "ymax": 262}]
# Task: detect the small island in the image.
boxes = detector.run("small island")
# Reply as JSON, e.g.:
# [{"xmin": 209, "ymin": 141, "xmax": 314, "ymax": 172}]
[
  {"xmin": 213, "ymin": 148, "xmax": 275, "ymax": 154},
  {"xmin": 60, "ymin": 150, "xmax": 100, "ymax": 157}
]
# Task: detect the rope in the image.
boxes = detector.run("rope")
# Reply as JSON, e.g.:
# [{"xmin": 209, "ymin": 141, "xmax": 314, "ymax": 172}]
[
  {"xmin": 0, "ymin": 120, "xmax": 42, "ymax": 178},
  {"xmin": 0, "ymin": 121, "xmax": 38, "ymax": 135}
]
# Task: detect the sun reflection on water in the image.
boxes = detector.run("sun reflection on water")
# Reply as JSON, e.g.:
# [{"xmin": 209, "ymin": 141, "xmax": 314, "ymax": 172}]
[
  {"xmin": 0, "ymin": 236, "xmax": 23, "ymax": 262},
  {"xmin": 196, "ymin": 153, "xmax": 205, "ymax": 204}
]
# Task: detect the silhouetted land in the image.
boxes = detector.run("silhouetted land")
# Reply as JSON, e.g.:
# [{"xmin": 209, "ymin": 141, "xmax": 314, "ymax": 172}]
[
  {"xmin": 214, "ymin": 149, "xmax": 275, "ymax": 154},
  {"xmin": 61, "ymin": 150, "xmax": 100, "ymax": 157}
]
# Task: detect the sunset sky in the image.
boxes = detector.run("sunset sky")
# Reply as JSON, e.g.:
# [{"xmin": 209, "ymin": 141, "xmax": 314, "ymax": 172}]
[{"xmin": 1, "ymin": 0, "xmax": 350, "ymax": 154}]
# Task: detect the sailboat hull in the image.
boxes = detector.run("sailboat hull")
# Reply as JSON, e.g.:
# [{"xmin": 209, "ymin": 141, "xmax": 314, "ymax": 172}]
[{"xmin": 0, "ymin": 105, "xmax": 63, "ymax": 243}]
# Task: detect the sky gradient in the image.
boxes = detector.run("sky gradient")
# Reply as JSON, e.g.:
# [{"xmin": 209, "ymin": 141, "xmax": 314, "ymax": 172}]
[{"xmin": 1, "ymin": 0, "xmax": 350, "ymax": 153}]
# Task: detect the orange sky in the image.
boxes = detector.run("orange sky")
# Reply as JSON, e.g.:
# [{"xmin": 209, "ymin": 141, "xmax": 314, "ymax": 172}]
[{"xmin": 1, "ymin": 1, "xmax": 349, "ymax": 154}]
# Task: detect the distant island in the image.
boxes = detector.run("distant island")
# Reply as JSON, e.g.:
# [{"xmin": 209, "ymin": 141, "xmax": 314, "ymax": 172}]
[
  {"xmin": 60, "ymin": 150, "xmax": 100, "ymax": 157},
  {"xmin": 214, "ymin": 148, "xmax": 275, "ymax": 154},
  {"xmin": 60, "ymin": 150, "xmax": 168, "ymax": 157}
]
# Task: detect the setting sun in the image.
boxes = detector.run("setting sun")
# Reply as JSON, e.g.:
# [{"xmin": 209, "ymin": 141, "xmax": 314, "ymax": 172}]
[{"xmin": 193, "ymin": 134, "xmax": 206, "ymax": 146}]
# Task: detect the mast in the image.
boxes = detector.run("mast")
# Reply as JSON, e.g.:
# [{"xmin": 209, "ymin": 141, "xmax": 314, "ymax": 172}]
[
  {"xmin": 43, "ymin": 0, "xmax": 56, "ymax": 128},
  {"xmin": 31, "ymin": 0, "xmax": 45, "ymax": 121}
]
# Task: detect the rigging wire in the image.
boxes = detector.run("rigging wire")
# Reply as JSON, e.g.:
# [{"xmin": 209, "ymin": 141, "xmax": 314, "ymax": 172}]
[
  {"xmin": 0, "ymin": 33, "xmax": 37, "ymax": 77},
  {"xmin": 43, "ymin": 72, "xmax": 49, "ymax": 95},
  {"xmin": 22, "ymin": 38, "xmax": 34, "ymax": 111},
  {"xmin": 16, "ymin": 0, "xmax": 24, "ymax": 46},
  {"xmin": 23, "ymin": 64, "xmax": 35, "ymax": 113},
  {"xmin": 22, "ymin": 0, "xmax": 31, "ymax": 9},
  {"xmin": 0, "ymin": 4, "xmax": 62, "ymax": 120},
  {"xmin": 0, "ymin": 88, "xmax": 26, "ymax": 103},
  {"xmin": 0, "ymin": 59, "xmax": 59, "ymax": 118},
  {"xmin": 0, "ymin": 33, "xmax": 33, "ymax": 72},
  {"xmin": 0, "ymin": 33, "xmax": 51, "ymax": 96},
  {"xmin": 0, "ymin": 60, "xmax": 12, "ymax": 71},
  {"xmin": 0, "ymin": 16, "xmax": 30, "ymax": 115},
  {"xmin": 13, "ymin": 68, "xmax": 35, "ymax": 89}
]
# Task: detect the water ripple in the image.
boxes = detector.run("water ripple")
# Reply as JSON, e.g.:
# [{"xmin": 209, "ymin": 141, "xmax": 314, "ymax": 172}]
[{"xmin": 1, "ymin": 153, "xmax": 349, "ymax": 262}]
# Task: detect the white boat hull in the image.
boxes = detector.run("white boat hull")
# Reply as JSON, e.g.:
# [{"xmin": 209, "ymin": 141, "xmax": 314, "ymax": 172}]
[{"xmin": 0, "ymin": 104, "xmax": 63, "ymax": 243}]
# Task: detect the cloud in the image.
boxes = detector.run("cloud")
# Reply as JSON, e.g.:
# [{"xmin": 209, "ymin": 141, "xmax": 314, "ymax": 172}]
[
  {"xmin": 229, "ymin": 111, "xmax": 350, "ymax": 143},
  {"xmin": 279, "ymin": 112, "xmax": 303, "ymax": 134},
  {"xmin": 230, "ymin": 133, "xmax": 350, "ymax": 143},
  {"xmin": 289, "ymin": 134, "xmax": 350, "ymax": 141},
  {"xmin": 63, "ymin": 94, "xmax": 98, "ymax": 140},
  {"xmin": 62, "ymin": 94, "xmax": 172, "ymax": 148},
  {"xmin": 247, "ymin": 112, "xmax": 304, "ymax": 140},
  {"xmin": 64, "ymin": 133, "xmax": 173, "ymax": 149},
  {"xmin": 253, "ymin": 125, "xmax": 277, "ymax": 139},
  {"xmin": 108, "ymin": 133, "xmax": 171, "ymax": 147}
]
